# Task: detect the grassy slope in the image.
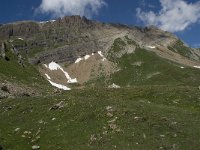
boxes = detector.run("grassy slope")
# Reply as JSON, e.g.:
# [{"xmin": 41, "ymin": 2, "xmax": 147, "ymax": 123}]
[
  {"xmin": 88, "ymin": 38, "xmax": 200, "ymax": 87},
  {"xmin": 110, "ymin": 48, "xmax": 200, "ymax": 86},
  {"xmin": 0, "ymin": 49, "xmax": 50, "ymax": 92},
  {"xmin": 168, "ymin": 40, "xmax": 192, "ymax": 59},
  {"xmin": 0, "ymin": 86, "xmax": 200, "ymax": 150}
]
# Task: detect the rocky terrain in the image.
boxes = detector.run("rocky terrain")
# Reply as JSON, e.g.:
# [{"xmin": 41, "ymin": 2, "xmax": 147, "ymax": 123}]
[{"xmin": 0, "ymin": 15, "xmax": 200, "ymax": 93}]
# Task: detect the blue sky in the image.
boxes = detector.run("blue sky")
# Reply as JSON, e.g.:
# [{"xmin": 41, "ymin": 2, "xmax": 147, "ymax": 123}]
[{"xmin": 0, "ymin": 0, "xmax": 200, "ymax": 48}]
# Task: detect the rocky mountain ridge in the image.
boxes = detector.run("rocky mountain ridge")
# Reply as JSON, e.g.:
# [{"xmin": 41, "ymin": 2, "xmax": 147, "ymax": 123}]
[
  {"xmin": 0, "ymin": 16, "xmax": 199, "ymax": 64},
  {"xmin": 0, "ymin": 15, "xmax": 200, "ymax": 93}
]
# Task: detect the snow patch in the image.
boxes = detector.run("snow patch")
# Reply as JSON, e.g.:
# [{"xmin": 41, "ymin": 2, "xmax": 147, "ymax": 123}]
[
  {"xmin": 75, "ymin": 54, "xmax": 91, "ymax": 63},
  {"xmin": 48, "ymin": 80, "xmax": 71, "ymax": 90},
  {"xmin": 108, "ymin": 83, "xmax": 121, "ymax": 89},
  {"xmin": 45, "ymin": 74, "xmax": 51, "ymax": 80},
  {"xmin": 84, "ymin": 55, "xmax": 90, "ymax": 60},
  {"xmin": 98, "ymin": 51, "xmax": 106, "ymax": 61},
  {"xmin": 68, "ymin": 78, "xmax": 78, "ymax": 84},
  {"xmin": 46, "ymin": 62, "xmax": 78, "ymax": 83},
  {"xmin": 194, "ymin": 66, "xmax": 200, "ymax": 69},
  {"xmin": 146, "ymin": 46, "xmax": 156, "ymax": 49},
  {"xmin": 75, "ymin": 58, "xmax": 83, "ymax": 63},
  {"xmin": 48, "ymin": 62, "xmax": 60, "ymax": 70},
  {"xmin": 40, "ymin": 20, "xmax": 56, "ymax": 24}
]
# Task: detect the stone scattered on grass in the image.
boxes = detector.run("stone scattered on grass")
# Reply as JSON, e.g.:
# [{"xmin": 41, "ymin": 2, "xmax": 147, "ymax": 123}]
[
  {"xmin": 134, "ymin": 116, "xmax": 142, "ymax": 121},
  {"xmin": 52, "ymin": 117, "xmax": 56, "ymax": 121},
  {"xmin": 143, "ymin": 133, "xmax": 146, "ymax": 139},
  {"xmin": 102, "ymin": 131, "xmax": 108, "ymax": 135},
  {"xmin": 108, "ymin": 83, "xmax": 121, "ymax": 89},
  {"xmin": 49, "ymin": 101, "xmax": 65, "ymax": 110},
  {"xmin": 21, "ymin": 135, "xmax": 26, "ymax": 138},
  {"xmin": 160, "ymin": 135, "xmax": 165, "ymax": 138},
  {"xmin": 31, "ymin": 135, "xmax": 41, "ymax": 143},
  {"xmin": 89, "ymin": 134, "xmax": 103, "ymax": 145},
  {"xmin": 106, "ymin": 106, "xmax": 114, "ymax": 117},
  {"xmin": 171, "ymin": 121, "xmax": 177, "ymax": 125},
  {"xmin": 24, "ymin": 131, "xmax": 31, "ymax": 135},
  {"xmin": 32, "ymin": 145, "xmax": 40, "ymax": 149},
  {"xmin": 14, "ymin": 128, "xmax": 20, "ymax": 132},
  {"xmin": 108, "ymin": 123, "xmax": 118, "ymax": 131},
  {"xmin": 106, "ymin": 106, "xmax": 113, "ymax": 112},
  {"xmin": 90, "ymin": 134, "xmax": 97, "ymax": 143},
  {"xmin": 38, "ymin": 120, "xmax": 44, "ymax": 124},
  {"xmin": 106, "ymin": 112, "xmax": 113, "ymax": 117}
]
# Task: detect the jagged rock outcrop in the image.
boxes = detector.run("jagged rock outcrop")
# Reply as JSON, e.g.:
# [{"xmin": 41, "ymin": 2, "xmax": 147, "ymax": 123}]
[
  {"xmin": 0, "ymin": 41, "xmax": 25, "ymax": 66},
  {"xmin": 0, "ymin": 42, "xmax": 6, "ymax": 59},
  {"xmin": 0, "ymin": 15, "xmax": 199, "ymax": 67},
  {"xmin": 0, "ymin": 21, "xmax": 40, "ymax": 38},
  {"xmin": 0, "ymin": 80, "xmax": 39, "ymax": 99}
]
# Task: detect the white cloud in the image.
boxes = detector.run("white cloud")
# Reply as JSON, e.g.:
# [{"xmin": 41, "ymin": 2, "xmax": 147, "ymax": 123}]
[
  {"xmin": 36, "ymin": 0, "xmax": 106, "ymax": 18},
  {"xmin": 136, "ymin": 0, "xmax": 200, "ymax": 32}
]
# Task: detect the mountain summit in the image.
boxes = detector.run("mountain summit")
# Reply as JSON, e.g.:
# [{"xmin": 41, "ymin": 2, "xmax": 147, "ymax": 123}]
[{"xmin": 0, "ymin": 15, "xmax": 200, "ymax": 93}]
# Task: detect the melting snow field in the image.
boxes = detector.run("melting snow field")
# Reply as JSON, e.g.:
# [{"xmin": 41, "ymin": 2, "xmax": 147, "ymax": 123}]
[
  {"xmin": 98, "ymin": 51, "xmax": 106, "ymax": 61},
  {"xmin": 75, "ymin": 52, "xmax": 107, "ymax": 64},
  {"xmin": 194, "ymin": 66, "xmax": 200, "ymax": 69},
  {"xmin": 75, "ymin": 58, "xmax": 83, "ymax": 63},
  {"xmin": 75, "ymin": 55, "xmax": 90, "ymax": 64},
  {"xmin": 146, "ymin": 46, "xmax": 156, "ymax": 49},
  {"xmin": 46, "ymin": 62, "xmax": 77, "ymax": 83},
  {"xmin": 75, "ymin": 54, "xmax": 91, "ymax": 64},
  {"xmin": 43, "ymin": 62, "xmax": 78, "ymax": 90},
  {"xmin": 45, "ymin": 74, "xmax": 51, "ymax": 80},
  {"xmin": 48, "ymin": 80, "xmax": 71, "ymax": 91},
  {"xmin": 84, "ymin": 55, "xmax": 90, "ymax": 60}
]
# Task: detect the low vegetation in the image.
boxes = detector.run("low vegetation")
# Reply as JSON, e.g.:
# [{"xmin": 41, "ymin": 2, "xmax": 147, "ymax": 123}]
[
  {"xmin": 1, "ymin": 86, "xmax": 200, "ymax": 149},
  {"xmin": 168, "ymin": 40, "xmax": 192, "ymax": 59}
]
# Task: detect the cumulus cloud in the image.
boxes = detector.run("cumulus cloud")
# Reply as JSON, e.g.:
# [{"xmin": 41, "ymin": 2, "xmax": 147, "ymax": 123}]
[
  {"xmin": 136, "ymin": 0, "xmax": 200, "ymax": 32},
  {"xmin": 36, "ymin": 0, "xmax": 106, "ymax": 18}
]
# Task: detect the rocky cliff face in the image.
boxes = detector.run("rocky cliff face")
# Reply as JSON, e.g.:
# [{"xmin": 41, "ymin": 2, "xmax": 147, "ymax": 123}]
[
  {"xmin": 1, "ymin": 15, "xmax": 194, "ymax": 65},
  {"xmin": 0, "ymin": 15, "xmax": 200, "ymax": 91}
]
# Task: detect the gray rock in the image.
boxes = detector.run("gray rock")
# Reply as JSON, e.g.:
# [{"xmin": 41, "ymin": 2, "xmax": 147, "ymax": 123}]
[
  {"xmin": 32, "ymin": 145, "xmax": 40, "ymax": 149},
  {"xmin": 49, "ymin": 101, "xmax": 65, "ymax": 110}
]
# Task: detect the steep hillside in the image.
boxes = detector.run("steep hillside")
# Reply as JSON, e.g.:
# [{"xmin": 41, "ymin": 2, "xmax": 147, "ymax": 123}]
[{"xmin": 0, "ymin": 40, "xmax": 52, "ymax": 98}]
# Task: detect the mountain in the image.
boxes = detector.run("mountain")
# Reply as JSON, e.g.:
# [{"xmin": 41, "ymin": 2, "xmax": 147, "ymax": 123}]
[
  {"xmin": 1, "ymin": 16, "xmax": 200, "ymax": 149},
  {"xmin": 0, "ymin": 15, "xmax": 200, "ymax": 94}
]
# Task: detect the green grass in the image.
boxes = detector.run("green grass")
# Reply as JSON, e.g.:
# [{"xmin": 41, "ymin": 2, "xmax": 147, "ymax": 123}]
[
  {"xmin": 168, "ymin": 40, "xmax": 192, "ymax": 59},
  {"xmin": 0, "ymin": 51, "xmax": 50, "ymax": 92},
  {"xmin": 109, "ymin": 48, "xmax": 200, "ymax": 86},
  {"xmin": 0, "ymin": 86, "xmax": 200, "ymax": 150},
  {"xmin": 110, "ymin": 38, "xmax": 126, "ymax": 53}
]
